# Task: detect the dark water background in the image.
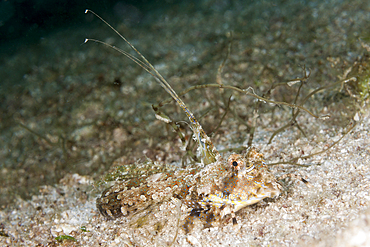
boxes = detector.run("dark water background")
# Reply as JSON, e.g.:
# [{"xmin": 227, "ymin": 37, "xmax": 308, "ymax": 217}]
[{"xmin": 0, "ymin": 0, "xmax": 368, "ymax": 209}]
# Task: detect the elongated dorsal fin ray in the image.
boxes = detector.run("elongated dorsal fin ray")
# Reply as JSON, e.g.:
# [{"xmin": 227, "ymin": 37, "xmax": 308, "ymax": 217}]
[{"xmin": 85, "ymin": 9, "xmax": 219, "ymax": 164}]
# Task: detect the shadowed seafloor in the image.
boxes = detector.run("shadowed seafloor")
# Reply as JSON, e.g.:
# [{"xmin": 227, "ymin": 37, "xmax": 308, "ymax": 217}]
[{"xmin": 0, "ymin": 0, "xmax": 369, "ymax": 246}]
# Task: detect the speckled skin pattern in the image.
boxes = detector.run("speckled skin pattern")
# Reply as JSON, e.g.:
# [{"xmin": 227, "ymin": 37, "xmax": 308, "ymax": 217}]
[
  {"xmin": 89, "ymin": 9, "xmax": 282, "ymax": 232},
  {"xmin": 97, "ymin": 148, "xmax": 281, "ymax": 232}
]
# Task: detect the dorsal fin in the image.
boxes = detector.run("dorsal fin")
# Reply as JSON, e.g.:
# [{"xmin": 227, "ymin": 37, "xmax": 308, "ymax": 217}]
[{"xmin": 84, "ymin": 9, "xmax": 219, "ymax": 164}]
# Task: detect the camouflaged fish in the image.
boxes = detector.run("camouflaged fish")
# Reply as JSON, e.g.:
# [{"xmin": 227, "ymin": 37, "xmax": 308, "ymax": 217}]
[{"xmin": 86, "ymin": 9, "xmax": 281, "ymax": 232}]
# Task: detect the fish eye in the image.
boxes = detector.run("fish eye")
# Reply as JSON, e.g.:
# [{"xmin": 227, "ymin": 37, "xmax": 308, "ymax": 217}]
[{"xmin": 232, "ymin": 161, "xmax": 238, "ymax": 167}]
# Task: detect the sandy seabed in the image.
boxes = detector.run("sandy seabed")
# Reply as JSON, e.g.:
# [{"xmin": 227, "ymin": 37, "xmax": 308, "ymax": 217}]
[{"xmin": 1, "ymin": 0, "xmax": 370, "ymax": 246}]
